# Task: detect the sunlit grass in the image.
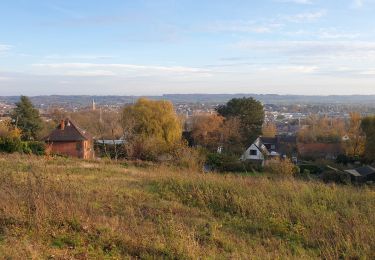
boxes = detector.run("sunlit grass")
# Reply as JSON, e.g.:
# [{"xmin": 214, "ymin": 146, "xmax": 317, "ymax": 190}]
[{"xmin": 0, "ymin": 154, "xmax": 374, "ymax": 259}]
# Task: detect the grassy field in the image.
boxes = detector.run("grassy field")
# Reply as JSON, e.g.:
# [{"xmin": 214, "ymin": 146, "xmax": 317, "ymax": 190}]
[{"xmin": 0, "ymin": 154, "xmax": 374, "ymax": 259}]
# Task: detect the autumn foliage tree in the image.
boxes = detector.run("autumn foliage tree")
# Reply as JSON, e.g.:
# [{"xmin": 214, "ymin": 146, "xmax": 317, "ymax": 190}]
[
  {"xmin": 343, "ymin": 112, "xmax": 365, "ymax": 157},
  {"xmin": 190, "ymin": 114, "xmax": 244, "ymax": 155},
  {"xmin": 262, "ymin": 122, "xmax": 277, "ymax": 138},
  {"xmin": 298, "ymin": 115, "xmax": 345, "ymax": 143},
  {"xmin": 0, "ymin": 120, "xmax": 23, "ymax": 153},
  {"xmin": 121, "ymin": 98, "xmax": 182, "ymax": 161},
  {"xmin": 191, "ymin": 114, "xmax": 224, "ymax": 151}
]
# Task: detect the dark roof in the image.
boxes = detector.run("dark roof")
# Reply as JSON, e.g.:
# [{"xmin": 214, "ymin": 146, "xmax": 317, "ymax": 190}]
[
  {"xmin": 257, "ymin": 135, "xmax": 297, "ymax": 155},
  {"xmin": 260, "ymin": 137, "xmax": 276, "ymax": 145},
  {"xmin": 44, "ymin": 119, "xmax": 92, "ymax": 142},
  {"xmin": 260, "ymin": 135, "xmax": 297, "ymax": 145},
  {"xmin": 345, "ymin": 166, "xmax": 375, "ymax": 177}
]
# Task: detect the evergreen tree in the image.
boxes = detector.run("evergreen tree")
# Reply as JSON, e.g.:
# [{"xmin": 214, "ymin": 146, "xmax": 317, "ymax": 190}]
[
  {"xmin": 217, "ymin": 97, "xmax": 264, "ymax": 145},
  {"xmin": 11, "ymin": 96, "xmax": 42, "ymax": 140}
]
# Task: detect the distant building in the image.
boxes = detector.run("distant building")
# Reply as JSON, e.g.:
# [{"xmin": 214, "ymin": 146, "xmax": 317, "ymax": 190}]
[
  {"xmin": 44, "ymin": 119, "xmax": 95, "ymax": 159},
  {"xmin": 92, "ymin": 99, "xmax": 96, "ymax": 111}
]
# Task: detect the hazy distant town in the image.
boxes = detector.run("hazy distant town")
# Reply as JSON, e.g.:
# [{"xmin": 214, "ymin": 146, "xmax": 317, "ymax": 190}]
[{"xmin": 2, "ymin": 94, "xmax": 375, "ymax": 137}]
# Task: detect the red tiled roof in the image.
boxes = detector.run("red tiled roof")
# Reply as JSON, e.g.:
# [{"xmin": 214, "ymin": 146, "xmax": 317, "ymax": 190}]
[{"xmin": 44, "ymin": 119, "xmax": 92, "ymax": 142}]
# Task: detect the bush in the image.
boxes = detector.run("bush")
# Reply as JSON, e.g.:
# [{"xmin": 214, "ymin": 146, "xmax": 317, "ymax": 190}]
[
  {"xmin": 321, "ymin": 170, "xmax": 351, "ymax": 185},
  {"xmin": 265, "ymin": 158, "xmax": 299, "ymax": 177},
  {"xmin": 170, "ymin": 145, "xmax": 205, "ymax": 171},
  {"xmin": 299, "ymin": 164, "xmax": 323, "ymax": 175},
  {"xmin": 206, "ymin": 153, "xmax": 260, "ymax": 172},
  {"xmin": 0, "ymin": 137, "xmax": 46, "ymax": 155},
  {"xmin": 27, "ymin": 141, "xmax": 46, "ymax": 155},
  {"xmin": 0, "ymin": 137, "xmax": 23, "ymax": 153}
]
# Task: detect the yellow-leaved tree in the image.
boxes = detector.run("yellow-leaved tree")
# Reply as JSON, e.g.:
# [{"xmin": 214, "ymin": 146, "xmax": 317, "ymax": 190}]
[
  {"xmin": 262, "ymin": 122, "xmax": 277, "ymax": 138},
  {"xmin": 121, "ymin": 98, "xmax": 182, "ymax": 161},
  {"xmin": 343, "ymin": 112, "xmax": 365, "ymax": 157}
]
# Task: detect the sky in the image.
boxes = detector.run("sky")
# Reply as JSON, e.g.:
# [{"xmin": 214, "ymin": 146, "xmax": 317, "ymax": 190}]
[{"xmin": 1, "ymin": 0, "xmax": 375, "ymax": 96}]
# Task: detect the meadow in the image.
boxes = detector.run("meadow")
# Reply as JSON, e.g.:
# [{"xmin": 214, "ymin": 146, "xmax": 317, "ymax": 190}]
[{"xmin": 0, "ymin": 154, "xmax": 374, "ymax": 259}]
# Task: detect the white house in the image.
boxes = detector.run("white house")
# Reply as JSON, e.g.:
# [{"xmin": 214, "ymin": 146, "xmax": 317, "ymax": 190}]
[
  {"xmin": 241, "ymin": 135, "xmax": 298, "ymax": 165},
  {"xmin": 240, "ymin": 138, "xmax": 270, "ymax": 166}
]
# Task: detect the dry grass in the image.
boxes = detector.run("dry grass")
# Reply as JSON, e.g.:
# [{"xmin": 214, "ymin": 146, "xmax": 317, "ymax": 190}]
[{"xmin": 0, "ymin": 154, "xmax": 374, "ymax": 259}]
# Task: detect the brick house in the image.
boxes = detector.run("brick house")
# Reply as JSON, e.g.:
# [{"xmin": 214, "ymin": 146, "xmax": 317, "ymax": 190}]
[{"xmin": 44, "ymin": 119, "xmax": 94, "ymax": 159}]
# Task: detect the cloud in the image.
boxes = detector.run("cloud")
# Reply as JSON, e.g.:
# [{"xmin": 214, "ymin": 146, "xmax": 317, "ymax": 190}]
[
  {"xmin": 234, "ymin": 40, "xmax": 375, "ymax": 57},
  {"xmin": 283, "ymin": 10, "xmax": 327, "ymax": 23},
  {"xmin": 206, "ymin": 9, "xmax": 326, "ymax": 35},
  {"xmin": 359, "ymin": 69, "xmax": 375, "ymax": 75},
  {"xmin": 283, "ymin": 28, "xmax": 361, "ymax": 39},
  {"xmin": 318, "ymin": 29, "xmax": 360, "ymax": 40},
  {"xmin": 43, "ymin": 54, "xmax": 115, "ymax": 60},
  {"xmin": 352, "ymin": 0, "xmax": 364, "ymax": 8},
  {"xmin": 0, "ymin": 44, "xmax": 11, "ymax": 53},
  {"xmin": 63, "ymin": 70, "xmax": 117, "ymax": 77},
  {"xmin": 31, "ymin": 63, "xmax": 212, "ymax": 78},
  {"xmin": 0, "ymin": 76, "xmax": 12, "ymax": 81},
  {"xmin": 256, "ymin": 65, "xmax": 318, "ymax": 73},
  {"xmin": 206, "ymin": 20, "xmax": 282, "ymax": 33}
]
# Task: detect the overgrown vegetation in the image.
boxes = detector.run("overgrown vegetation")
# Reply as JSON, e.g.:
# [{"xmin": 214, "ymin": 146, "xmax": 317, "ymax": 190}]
[{"xmin": 0, "ymin": 154, "xmax": 373, "ymax": 259}]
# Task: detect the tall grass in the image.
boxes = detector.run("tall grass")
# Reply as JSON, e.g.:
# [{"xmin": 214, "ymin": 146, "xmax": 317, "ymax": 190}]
[{"xmin": 0, "ymin": 154, "xmax": 374, "ymax": 259}]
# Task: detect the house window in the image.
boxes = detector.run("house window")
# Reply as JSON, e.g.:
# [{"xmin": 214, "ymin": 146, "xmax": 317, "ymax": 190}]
[
  {"xmin": 250, "ymin": 149, "xmax": 257, "ymax": 156},
  {"xmin": 271, "ymin": 145, "xmax": 276, "ymax": 150}
]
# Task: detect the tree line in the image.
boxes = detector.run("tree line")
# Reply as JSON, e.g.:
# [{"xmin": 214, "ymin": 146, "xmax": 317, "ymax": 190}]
[{"xmin": 1, "ymin": 95, "xmax": 375, "ymax": 170}]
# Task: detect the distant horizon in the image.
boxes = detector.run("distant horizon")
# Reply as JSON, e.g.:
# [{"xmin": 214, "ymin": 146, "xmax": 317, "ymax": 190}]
[{"xmin": 2, "ymin": 93, "xmax": 375, "ymax": 98}]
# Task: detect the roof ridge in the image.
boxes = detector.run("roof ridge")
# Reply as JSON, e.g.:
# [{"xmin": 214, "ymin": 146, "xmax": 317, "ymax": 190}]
[{"xmin": 66, "ymin": 118, "xmax": 90, "ymax": 140}]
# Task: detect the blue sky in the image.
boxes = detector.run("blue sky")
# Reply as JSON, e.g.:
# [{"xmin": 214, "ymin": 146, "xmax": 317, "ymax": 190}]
[{"xmin": 1, "ymin": 0, "xmax": 375, "ymax": 95}]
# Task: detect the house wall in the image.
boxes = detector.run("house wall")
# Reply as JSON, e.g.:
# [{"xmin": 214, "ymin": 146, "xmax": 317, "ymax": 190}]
[
  {"xmin": 241, "ymin": 144, "xmax": 264, "ymax": 161},
  {"xmin": 82, "ymin": 140, "xmax": 95, "ymax": 160},
  {"xmin": 47, "ymin": 141, "xmax": 94, "ymax": 159}
]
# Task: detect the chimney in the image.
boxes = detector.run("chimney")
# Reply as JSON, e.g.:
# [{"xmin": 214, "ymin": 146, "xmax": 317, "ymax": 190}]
[{"xmin": 60, "ymin": 120, "xmax": 65, "ymax": 130}]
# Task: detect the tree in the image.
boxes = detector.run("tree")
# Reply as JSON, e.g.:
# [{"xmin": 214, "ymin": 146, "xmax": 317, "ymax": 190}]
[
  {"xmin": 343, "ymin": 112, "xmax": 365, "ymax": 157},
  {"xmin": 361, "ymin": 116, "xmax": 375, "ymax": 162},
  {"xmin": 217, "ymin": 97, "xmax": 264, "ymax": 145},
  {"xmin": 0, "ymin": 119, "xmax": 23, "ymax": 153},
  {"xmin": 262, "ymin": 122, "xmax": 277, "ymax": 138},
  {"xmin": 121, "ymin": 98, "xmax": 182, "ymax": 160},
  {"xmin": 191, "ymin": 114, "xmax": 224, "ymax": 151},
  {"xmin": 220, "ymin": 117, "xmax": 244, "ymax": 154},
  {"xmin": 11, "ymin": 96, "xmax": 42, "ymax": 140},
  {"xmin": 297, "ymin": 115, "xmax": 345, "ymax": 143}
]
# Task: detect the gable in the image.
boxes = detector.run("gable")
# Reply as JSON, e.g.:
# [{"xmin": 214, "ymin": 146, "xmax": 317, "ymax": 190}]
[{"xmin": 44, "ymin": 119, "xmax": 92, "ymax": 142}]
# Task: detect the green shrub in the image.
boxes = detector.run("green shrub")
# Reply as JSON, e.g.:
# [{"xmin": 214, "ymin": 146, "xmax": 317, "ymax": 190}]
[
  {"xmin": 321, "ymin": 170, "xmax": 351, "ymax": 185},
  {"xmin": 0, "ymin": 137, "xmax": 23, "ymax": 153},
  {"xmin": 299, "ymin": 164, "xmax": 323, "ymax": 174},
  {"xmin": 0, "ymin": 137, "xmax": 45, "ymax": 155},
  {"xmin": 27, "ymin": 141, "xmax": 46, "ymax": 155},
  {"xmin": 206, "ymin": 153, "xmax": 260, "ymax": 172}
]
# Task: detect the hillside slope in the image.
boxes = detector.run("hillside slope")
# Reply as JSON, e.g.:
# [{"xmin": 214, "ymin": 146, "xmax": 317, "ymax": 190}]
[{"xmin": 0, "ymin": 155, "xmax": 374, "ymax": 259}]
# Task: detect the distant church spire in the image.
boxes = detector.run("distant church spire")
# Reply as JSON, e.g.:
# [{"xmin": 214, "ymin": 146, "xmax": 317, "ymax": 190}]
[{"xmin": 92, "ymin": 99, "xmax": 96, "ymax": 111}]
